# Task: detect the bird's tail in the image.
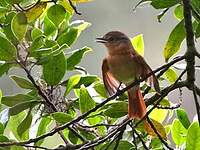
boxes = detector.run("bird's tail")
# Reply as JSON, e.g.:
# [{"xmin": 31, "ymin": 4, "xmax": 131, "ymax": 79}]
[{"xmin": 128, "ymin": 86, "xmax": 146, "ymax": 119}]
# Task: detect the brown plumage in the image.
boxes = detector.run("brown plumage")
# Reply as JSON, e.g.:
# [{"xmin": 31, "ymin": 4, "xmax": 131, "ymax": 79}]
[{"xmin": 97, "ymin": 31, "xmax": 160, "ymax": 119}]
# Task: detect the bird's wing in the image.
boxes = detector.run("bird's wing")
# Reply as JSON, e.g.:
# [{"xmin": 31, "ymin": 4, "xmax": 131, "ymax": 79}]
[
  {"xmin": 131, "ymin": 52, "xmax": 160, "ymax": 93},
  {"xmin": 102, "ymin": 58, "xmax": 120, "ymax": 96}
]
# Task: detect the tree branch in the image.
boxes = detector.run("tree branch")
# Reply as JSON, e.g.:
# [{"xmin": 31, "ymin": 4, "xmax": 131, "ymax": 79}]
[
  {"xmin": 182, "ymin": 0, "xmax": 196, "ymax": 89},
  {"xmin": 146, "ymin": 117, "xmax": 173, "ymax": 150},
  {"xmin": 193, "ymin": 87, "xmax": 200, "ymax": 125},
  {"xmin": 68, "ymin": 0, "xmax": 82, "ymax": 15}
]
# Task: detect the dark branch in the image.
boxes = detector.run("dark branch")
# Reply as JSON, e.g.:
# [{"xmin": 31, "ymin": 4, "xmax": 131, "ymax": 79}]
[
  {"xmin": 68, "ymin": 0, "xmax": 82, "ymax": 15},
  {"xmin": 182, "ymin": 0, "xmax": 196, "ymax": 89},
  {"xmin": 193, "ymin": 87, "xmax": 200, "ymax": 126},
  {"xmin": 146, "ymin": 117, "xmax": 173, "ymax": 150}
]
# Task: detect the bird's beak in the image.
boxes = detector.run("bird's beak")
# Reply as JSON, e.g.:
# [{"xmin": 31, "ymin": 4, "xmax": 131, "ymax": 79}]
[{"xmin": 96, "ymin": 37, "xmax": 108, "ymax": 43}]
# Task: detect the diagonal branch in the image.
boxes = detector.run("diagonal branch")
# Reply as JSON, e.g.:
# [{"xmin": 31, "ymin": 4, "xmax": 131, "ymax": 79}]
[{"xmin": 146, "ymin": 117, "xmax": 173, "ymax": 150}]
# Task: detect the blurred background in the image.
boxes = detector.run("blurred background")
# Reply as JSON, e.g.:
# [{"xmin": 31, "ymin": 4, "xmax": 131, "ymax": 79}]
[{"xmin": 1, "ymin": 0, "xmax": 200, "ymax": 124}]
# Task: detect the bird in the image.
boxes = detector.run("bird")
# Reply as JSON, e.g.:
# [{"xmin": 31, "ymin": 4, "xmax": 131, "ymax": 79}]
[{"xmin": 96, "ymin": 31, "xmax": 160, "ymax": 119}]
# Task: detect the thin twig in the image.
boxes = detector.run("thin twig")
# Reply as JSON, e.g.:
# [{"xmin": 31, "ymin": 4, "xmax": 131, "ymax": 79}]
[
  {"xmin": 156, "ymin": 103, "xmax": 181, "ymax": 110},
  {"xmin": 132, "ymin": 127, "xmax": 148, "ymax": 150},
  {"xmin": 68, "ymin": 0, "xmax": 82, "ymax": 15}
]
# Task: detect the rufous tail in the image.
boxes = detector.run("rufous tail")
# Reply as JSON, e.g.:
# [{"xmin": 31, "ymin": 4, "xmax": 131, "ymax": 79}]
[{"xmin": 127, "ymin": 87, "xmax": 146, "ymax": 119}]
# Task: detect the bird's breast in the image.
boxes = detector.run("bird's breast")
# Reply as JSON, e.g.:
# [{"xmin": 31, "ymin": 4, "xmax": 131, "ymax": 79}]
[{"xmin": 107, "ymin": 54, "xmax": 140, "ymax": 84}]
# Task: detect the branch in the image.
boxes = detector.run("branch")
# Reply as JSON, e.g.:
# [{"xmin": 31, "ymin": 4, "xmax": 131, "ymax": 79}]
[
  {"xmin": 0, "ymin": 57, "xmax": 185, "ymax": 147},
  {"xmin": 146, "ymin": 117, "xmax": 173, "ymax": 150},
  {"xmin": 195, "ymin": 85, "xmax": 200, "ymax": 96},
  {"xmin": 182, "ymin": 0, "xmax": 196, "ymax": 89},
  {"xmin": 193, "ymin": 87, "xmax": 200, "ymax": 125},
  {"xmin": 68, "ymin": 0, "xmax": 82, "ymax": 15},
  {"xmin": 129, "ymin": 123, "xmax": 149, "ymax": 150}
]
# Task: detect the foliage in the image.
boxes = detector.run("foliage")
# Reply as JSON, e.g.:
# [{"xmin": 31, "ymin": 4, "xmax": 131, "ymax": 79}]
[{"xmin": 0, "ymin": 0, "xmax": 199, "ymax": 149}]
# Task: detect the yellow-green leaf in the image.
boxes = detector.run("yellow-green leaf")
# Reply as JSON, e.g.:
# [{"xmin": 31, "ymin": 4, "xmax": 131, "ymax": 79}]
[
  {"xmin": 144, "ymin": 119, "xmax": 167, "ymax": 140},
  {"xmin": 164, "ymin": 20, "xmax": 185, "ymax": 62},
  {"xmin": 59, "ymin": 0, "xmax": 74, "ymax": 15},
  {"xmin": 171, "ymin": 119, "xmax": 187, "ymax": 146},
  {"xmin": 174, "ymin": 5, "xmax": 183, "ymax": 21},
  {"xmin": 11, "ymin": 12, "xmax": 28, "ymax": 40},
  {"xmin": 149, "ymin": 108, "xmax": 168, "ymax": 123},
  {"xmin": 164, "ymin": 67, "xmax": 178, "ymax": 83},
  {"xmin": 25, "ymin": 2, "xmax": 47, "ymax": 23},
  {"xmin": 131, "ymin": 34, "xmax": 144, "ymax": 57},
  {"xmin": 186, "ymin": 122, "xmax": 200, "ymax": 150}
]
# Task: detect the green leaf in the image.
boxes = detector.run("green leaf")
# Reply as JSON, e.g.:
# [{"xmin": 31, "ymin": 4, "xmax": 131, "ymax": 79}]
[
  {"xmin": 31, "ymin": 28, "xmax": 43, "ymax": 41},
  {"xmin": 11, "ymin": 145, "xmax": 26, "ymax": 150},
  {"xmin": 0, "ymin": 35, "xmax": 16, "ymax": 61},
  {"xmin": 65, "ymin": 74, "xmax": 81, "ymax": 96},
  {"xmin": 0, "ymin": 6, "xmax": 8, "ymax": 17},
  {"xmin": 104, "ymin": 101, "xmax": 128, "ymax": 118},
  {"xmin": 171, "ymin": 119, "xmax": 187, "ymax": 146},
  {"xmin": 3, "ymin": 24, "xmax": 18, "ymax": 46},
  {"xmin": 17, "ymin": 110, "xmax": 32, "ymax": 138},
  {"xmin": 0, "ymin": 122, "xmax": 4, "ymax": 134},
  {"xmin": 47, "ymin": 4, "xmax": 66, "ymax": 27},
  {"xmin": 176, "ymin": 108, "xmax": 191, "ymax": 129},
  {"xmin": 35, "ymin": 117, "xmax": 52, "ymax": 146},
  {"xmin": 7, "ymin": 111, "xmax": 28, "ymax": 140},
  {"xmin": 151, "ymin": 0, "xmax": 180, "ymax": 9},
  {"xmin": 5, "ymin": 0, "xmax": 21, "ymax": 4},
  {"xmin": 0, "ymin": 62, "xmax": 10, "ymax": 77},
  {"xmin": 150, "ymin": 138, "xmax": 163, "ymax": 149},
  {"xmin": 10, "ymin": 75, "xmax": 35, "ymax": 90},
  {"xmin": 68, "ymin": 130, "xmax": 78, "ymax": 144},
  {"xmin": 192, "ymin": 0, "xmax": 200, "ymax": 14},
  {"xmin": 79, "ymin": 85, "xmax": 96, "ymax": 114},
  {"xmin": 79, "ymin": 128, "xmax": 96, "ymax": 140},
  {"xmin": 174, "ymin": 5, "xmax": 184, "ymax": 20},
  {"xmin": 57, "ymin": 21, "xmax": 90, "ymax": 46},
  {"xmin": 67, "ymin": 47, "xmax": 92, "ymax": 70},
  {"xmin": 186, "ymin": 122, "xmax": 200, "ymax": 150},
  {"xmin": 0, "ymin": 135, "xmax": 9, "ymax": 142},
  {"xmin": 9, "ymin": 100, "xmax": 40, "ymax": 116},
  {"xmin": 11, "ymin": 12, "xmax": 28, "ymax": 40},
  {"xmin": 94, "ymin": 82, "xmax": 107, "ymax": 98},
  {"xmin": 164, "ymin": 20, "xmax": 185, "ymax": 62},
  {"xmin": 52, "ymin": 112, "xmax": 73, "ymax": 124},
  {"xmin": 57, "ymin": 27, "xmax": 79, "ymax": 46},
  {"xmin": 44, "ymin": 16, "xmax": 57, "ymax": 36},
  {"xmin": 164, "ymin": 68, "xmax": 178, "ymax": 83},
  {"xmin": 195, "ymin": 23, "xmax": 200, "ymax": 39},
  {"xmin": 29, "ymin": 36, "xmax": 46, "ymax": 54},
  {"xmin": 61, "ymin": 75, "xmax": 99, "ymax": 87},
  {"xmin": 149, "ymin": 108, "xmax": 168, "ymax": 123},
  {"xmin": 43, "ymin": 52, "xmax": 66, "ymax": 85},
  {"xmin": 131, "ymin": 34, "xmax": 144, "ymax": 57},
  {"xmin": 1, "ymin": 94, "xmax": 35, "ymax": 107},
  {"xmin": 74, "ymin": 75, "xmax": 100, "ymax": 88}
]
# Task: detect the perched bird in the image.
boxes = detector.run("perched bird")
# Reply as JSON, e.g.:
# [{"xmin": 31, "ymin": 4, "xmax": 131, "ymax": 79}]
[{"xmin": 96, "ymin": 31, "xmax": 160, "ymax": 119}]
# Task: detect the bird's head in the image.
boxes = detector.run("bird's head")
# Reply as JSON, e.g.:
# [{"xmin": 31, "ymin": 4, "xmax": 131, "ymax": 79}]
[{"xmin": 96, "ymin": 31, "xmax": 132, "ymax": 52}]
